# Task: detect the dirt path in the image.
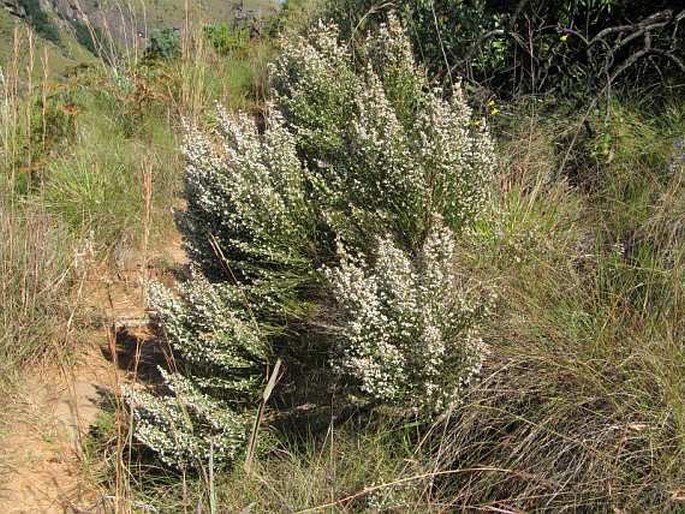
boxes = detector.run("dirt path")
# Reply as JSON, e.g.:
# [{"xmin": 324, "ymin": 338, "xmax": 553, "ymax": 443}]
[
  {"xmin": 0, "ymin": 342, "xmax": 117, "ymax": 513},
  {"xmin": 0, "ymin": 240, "xmax": 186, "ymax": 513}
]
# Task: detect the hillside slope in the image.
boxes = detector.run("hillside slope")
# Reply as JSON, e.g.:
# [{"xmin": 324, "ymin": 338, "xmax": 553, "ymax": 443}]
[{"xmin": 0, "ymin": 0, "xmax": 278, "ymax": 77}]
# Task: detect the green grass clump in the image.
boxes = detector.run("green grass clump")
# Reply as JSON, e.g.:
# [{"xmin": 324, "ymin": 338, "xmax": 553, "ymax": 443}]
[
  {"xmin": 43, "ymin": 83, "xmax": 181, "ymax": 252},
  {"xmin": 0, "ymin": 54, "xmax": 79, "ymax": 397},
  {"xmin": 116, "ymin": 417, "xmax": 444, "ymax": 512},
  {"xmin": 0, "ymin": 202, "xmax": 75, "ymax": 390}
]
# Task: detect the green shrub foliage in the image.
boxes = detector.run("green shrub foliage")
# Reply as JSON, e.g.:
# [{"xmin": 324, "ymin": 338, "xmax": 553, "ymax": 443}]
[
  {"xmin": 146, "ymin": 28, "xmax": 181, "ymax": 61},
  {"xmin": 271, "ymin": 17, "xmax": 495, "ymax": 250},
  {"xmin": 127, "ymin": 17, "xmax": 495, "ymax": 469},
  {"xmin": 324, "ymin": 0, "xmax": 685, "ymax": 99},
  {"xmin": 203, "ymin": 24, "xmax": 249, "ymax": 55}
]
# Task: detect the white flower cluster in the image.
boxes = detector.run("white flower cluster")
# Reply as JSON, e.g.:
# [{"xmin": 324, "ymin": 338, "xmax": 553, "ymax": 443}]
[
  {"xmin": 270, "ymin": 21, "xmax": 358, "ymax": 158},
  {"xmin": 362, "ymin": 13, "xmax": 418, "ymax": 76},
  {"xmin": 271, "ymin": 15, "xmax": 496, "ymax": 248},
  {"xmin": 326, "ymin": 219, "xmax": 493, "ymax": 413},
  {"xmin": 180, "ymin": 105, "xmax": 313, "ymax": 283},
  {"xmin": 148, "ymin": 278, "xmax": 267, "ymax": 383},
  {"xmin": 125, "ymin": 370, "xmax": 249, "ymax": 469},
  {"xmin": 124, "ymin": 277, "xmax": 268, "ymax": 469}
]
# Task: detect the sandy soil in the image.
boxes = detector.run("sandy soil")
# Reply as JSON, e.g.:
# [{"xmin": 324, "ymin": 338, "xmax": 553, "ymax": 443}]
[{"xmin": 0, "ymin": 240, "xmax": 186, "ymax": 513}]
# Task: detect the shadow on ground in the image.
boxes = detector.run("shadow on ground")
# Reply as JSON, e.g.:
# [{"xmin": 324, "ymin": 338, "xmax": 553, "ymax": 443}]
[{"xmin": 101, "ymin": 324, "xmax": 172, "ymax": 386}]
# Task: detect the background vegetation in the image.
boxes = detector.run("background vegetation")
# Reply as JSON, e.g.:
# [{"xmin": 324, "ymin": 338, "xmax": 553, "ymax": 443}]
[{"xmin": 326, "ymin": 0, "xmax": 685, "ymax": 100}]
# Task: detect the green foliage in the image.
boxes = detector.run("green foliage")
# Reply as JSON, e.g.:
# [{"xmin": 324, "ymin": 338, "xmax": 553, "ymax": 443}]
[
  {"xmin": 203, "ymin": 24, "xmax": 249, "ymax": 55},
  {"xmin": 4, "ymin": 89, "xmax": 78, "ymax": 195},
  {"xmin": 180, "ymin": 109, "xmax": 316, "ymax": 286},
  {"xmin": 268, "ymin": 0, "xmax": 326, "ymax": 36},
  {"xmin": 135, "ymin": 31, "xmax": 274, "ymax": 116},
  {"xmin": 126, "ymin": 279, "xmax": 267, "ymax": 468},
  {"xmin": 323, "ymin": 0, "xmax": 685, "ymax": 99},
  {"xmin": 146, "ymin": 27, "xmax": 181, "ymax": 61},
  {"xmin": 17, "ymin": 0, "xmax": 61, "ymax": 46}
]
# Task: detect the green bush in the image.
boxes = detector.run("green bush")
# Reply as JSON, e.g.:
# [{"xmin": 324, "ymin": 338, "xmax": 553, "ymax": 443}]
[
  {"xmin": 127, "ymin": 17, "xmax": 495, "ymax": 470},
  {"xmin": 146, "ymin": 27, "xmax": 181, "ymax": 61},
  {"xmin": 323, "ymin": 0, "xmax": 685, "ymax": 99},
  {"xmin": 203, "ymin": 24, "xmax": 249, "ymax": 55},
  {"xmin": 126, "ymin": 108, "xmax": 316, "ymax": 470}
]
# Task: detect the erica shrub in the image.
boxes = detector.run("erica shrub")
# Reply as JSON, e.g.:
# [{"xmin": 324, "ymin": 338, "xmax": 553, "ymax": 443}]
[{"xmin": 127, "ymin": 15, "xmax": 496, "ymax": 469}]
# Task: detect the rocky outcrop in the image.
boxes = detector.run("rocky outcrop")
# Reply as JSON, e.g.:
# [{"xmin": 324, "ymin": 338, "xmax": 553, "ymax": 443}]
[{"xmin": 2, "ymin": 0, "xmax": 27, "ymax": 18}]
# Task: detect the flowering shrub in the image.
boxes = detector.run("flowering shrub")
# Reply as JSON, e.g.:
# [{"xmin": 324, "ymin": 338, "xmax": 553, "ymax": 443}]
[
  {"xmin": 326, "ymin": 220, "xmax": 492, "ymax": 412},
  {"xmin": 127, "ymin": 16, "xmax": 496, "ymax": 469},
  {"xmin": 271, "ymin": 17, "xmax": 495, "ymax": 250},
  {"xmin": 126, "ymin": 108, "xmax": 315, "ymax": 469}
]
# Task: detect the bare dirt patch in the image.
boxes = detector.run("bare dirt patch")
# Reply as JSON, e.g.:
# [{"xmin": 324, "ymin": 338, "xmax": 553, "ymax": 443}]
[
  {"xmin": 0, "ymin": 342, "xmax": 115, "ymax": 513},
  {"xmin": 0, "ymin": 239, "xmax": 186, "ymax": 513}
]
